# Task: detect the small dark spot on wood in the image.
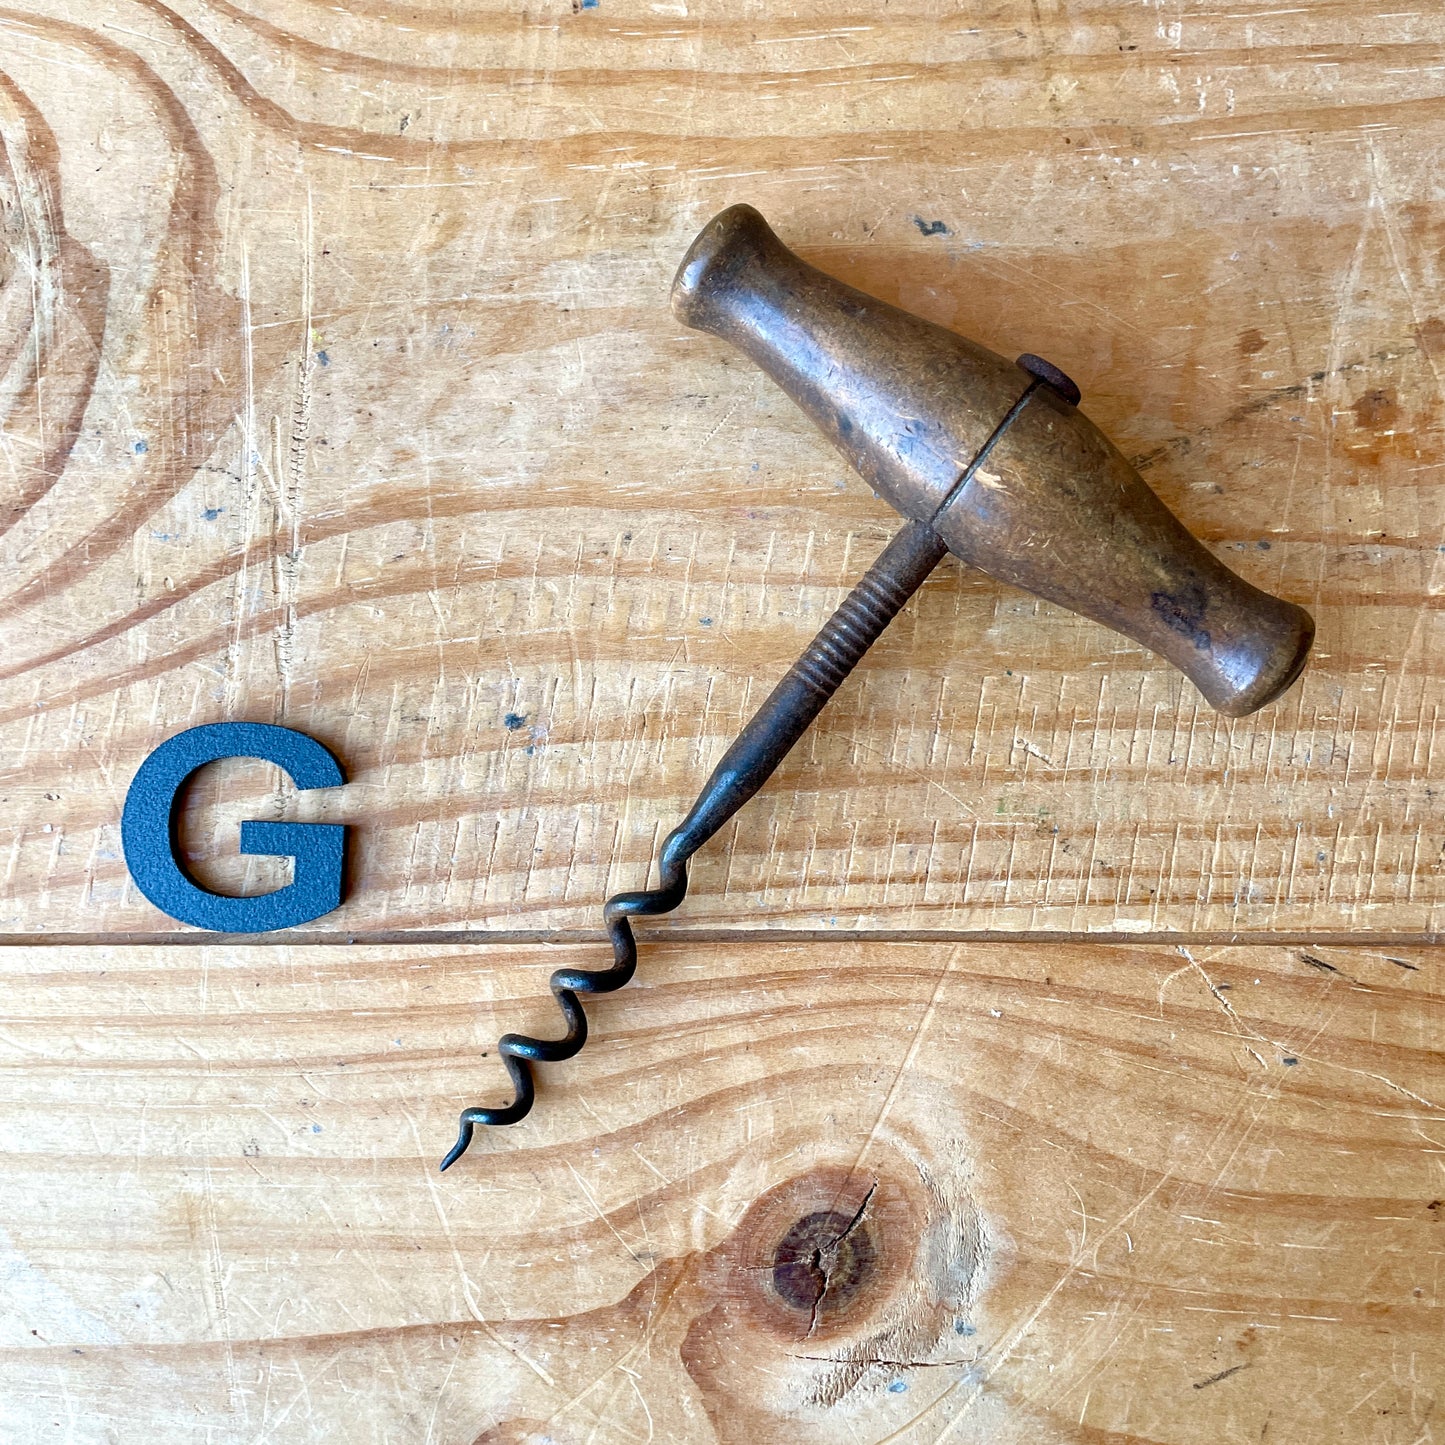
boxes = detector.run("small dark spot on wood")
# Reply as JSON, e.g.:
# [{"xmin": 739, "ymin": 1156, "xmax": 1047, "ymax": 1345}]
[
  {"xmin": 1299, "ymin": 952, "xmax": 1340, "ymax": 975},
  {"xmin": 1193, "ymin": 1362, "xmax": 1249, "ymax": 1389},
  {"xmin": 1238, "ymin": 328, "xmax": 1267, "ymax": 356},
  {"xmin": 912, "ymin": 216, "xmax": 951, "ymax": 237},
  {"xmin": 1415, "ymin": 316, "xmax": 1445, "ymax": 353},
  {"xmin": 1352, "ymin": 388, "xmax": 1398, "ymax": 430}
]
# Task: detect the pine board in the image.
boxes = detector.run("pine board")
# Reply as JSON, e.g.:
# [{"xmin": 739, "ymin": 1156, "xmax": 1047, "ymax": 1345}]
[
  {"xmin": 0, "ymin": 0, "xmax": 1442, "ymax": 936},
  {"xmin": 1, "ymin": 939, "xmax": 1441, "ymax": 1442},
  {"xmin": 4, "ymin": 2, "xmax": 1443, "ymax": 1440}
]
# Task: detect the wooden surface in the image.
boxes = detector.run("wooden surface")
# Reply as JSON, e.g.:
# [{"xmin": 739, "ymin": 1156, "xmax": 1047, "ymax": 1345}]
[
  {"xmin": 2, "ymin": 939, "xmax": 1442, "ymax": 1443},
  {"xmin": 1, "ymin": 0, "xmax": 1443, "ymax": 937},
  {"xmin": 3, "ymin": 0, "xmax": 1444, "ymax": 1441}
]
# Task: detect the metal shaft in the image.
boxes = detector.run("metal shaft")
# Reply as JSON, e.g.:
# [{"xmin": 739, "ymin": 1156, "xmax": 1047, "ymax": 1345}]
[{"xmin": 663, "ymin": 518, "xmax": 948, "ymax": 862}]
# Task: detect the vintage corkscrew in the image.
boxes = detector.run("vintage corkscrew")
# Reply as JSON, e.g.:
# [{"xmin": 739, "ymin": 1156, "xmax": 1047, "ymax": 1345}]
[{"xmin": 439, "ymin": 205, "xmax": 1314, "ymax": 1169}]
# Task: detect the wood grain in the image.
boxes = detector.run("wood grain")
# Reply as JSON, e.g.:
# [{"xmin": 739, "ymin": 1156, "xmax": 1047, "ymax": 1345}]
[
  {"xmin": 0, "ymin": 0, "xmax": 1442, "ymax": 935},
  {"xmin": 0, "ymin": 938, "xmax": 1441, "ymax": 1442},
  {"xmin": 4, "ymin": 5, "xmax": 1443, "ymax": 1439}
]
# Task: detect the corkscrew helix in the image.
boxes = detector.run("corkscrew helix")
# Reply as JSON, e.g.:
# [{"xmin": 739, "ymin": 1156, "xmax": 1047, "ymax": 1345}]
[
  {"xmin": 439, "ymin": 520, "xmax": 948, "ymax": 1170},
  {"xmin": 438, "ymin": 204, "xmax": 1314, "ymax": 1170}
]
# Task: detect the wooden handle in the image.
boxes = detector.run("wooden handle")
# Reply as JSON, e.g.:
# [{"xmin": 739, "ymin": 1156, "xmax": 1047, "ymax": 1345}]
[{"xmin": 672, "ymin": 204, "xmax": 1314, "ymax": 717}]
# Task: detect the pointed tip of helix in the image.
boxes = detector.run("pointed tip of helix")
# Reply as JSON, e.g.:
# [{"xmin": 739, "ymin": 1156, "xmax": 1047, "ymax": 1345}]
[{"xmin": 439, "ymin": 1119, "xmax": 474, "ymax": 1172}]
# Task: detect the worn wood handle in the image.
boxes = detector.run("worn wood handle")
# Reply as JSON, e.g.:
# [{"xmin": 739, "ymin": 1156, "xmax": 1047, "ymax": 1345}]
[{"xmin": 672, "ymin": 204, "xmax": 1314, "ymax": 717}]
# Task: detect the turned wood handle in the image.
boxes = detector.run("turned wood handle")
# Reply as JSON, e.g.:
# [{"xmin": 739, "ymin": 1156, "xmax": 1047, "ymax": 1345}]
[{"xmin": 672, "ymin": 204, "xmax": 1314, "ymax": 717}]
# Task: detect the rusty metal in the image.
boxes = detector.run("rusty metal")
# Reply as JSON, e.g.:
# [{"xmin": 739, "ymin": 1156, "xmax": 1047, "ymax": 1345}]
[{"xmin": 440, "ymin": 205, "xmax": 1314, "ymax": 1169}]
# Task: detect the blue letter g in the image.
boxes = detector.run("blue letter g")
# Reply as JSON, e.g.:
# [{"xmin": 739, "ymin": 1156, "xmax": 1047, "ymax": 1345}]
[{"xmin": 122, "ymin": 722, "xmax": 347, "ymax": 932}]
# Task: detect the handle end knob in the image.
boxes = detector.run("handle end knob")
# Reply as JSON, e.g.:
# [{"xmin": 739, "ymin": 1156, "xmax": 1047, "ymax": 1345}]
[
  {"xmin": 670, "ymin": 204, "xmax": 776, "ymax": 331},
  {"xmin": 1181, "ymin": 589, "xmax": 1314, "ymax": 717}
]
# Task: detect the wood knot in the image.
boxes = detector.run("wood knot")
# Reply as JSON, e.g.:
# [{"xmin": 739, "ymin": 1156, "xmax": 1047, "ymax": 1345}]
[
  {"xmin": 680, "ymin": 1157, "xmax": 991, "ymax": 1426},
  {"xmin": 710, "ymin": 1165, "xmax": 920, "ymax": 1342},
  {"xmin": 771, "ymin": 1199, "xmax": 878, "ymax": 1327}
]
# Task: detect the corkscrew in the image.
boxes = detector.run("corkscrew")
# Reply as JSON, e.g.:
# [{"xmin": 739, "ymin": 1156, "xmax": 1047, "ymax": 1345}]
[{"xmin": 439, "ymin": 205, "xmax": 1314, "ymax": 1170}]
